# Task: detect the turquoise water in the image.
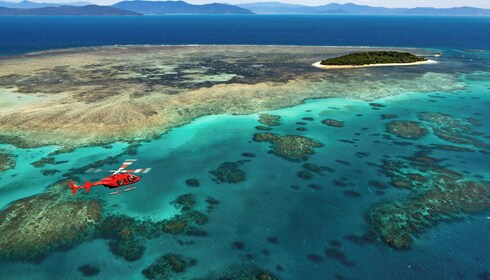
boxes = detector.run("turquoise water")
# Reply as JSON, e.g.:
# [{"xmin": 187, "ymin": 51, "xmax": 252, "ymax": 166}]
[{"xmin": 1, "ymin": 50, "xmax": 490, "ymax": 279}]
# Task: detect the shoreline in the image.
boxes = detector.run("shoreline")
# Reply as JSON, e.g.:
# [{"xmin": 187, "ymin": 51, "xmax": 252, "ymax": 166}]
[{"xmin": 312, "ymin": 59, "xmax": 437, "ymax": 70}]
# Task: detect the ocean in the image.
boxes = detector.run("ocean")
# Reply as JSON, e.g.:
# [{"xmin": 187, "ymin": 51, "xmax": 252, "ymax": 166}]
[
  {"xmin": 1, "ymin": 15, "xmax": 490, "ymax": 55},
  {"xmin": 0, "ymin": 15, "xmax": 489, "ymax": 280}
]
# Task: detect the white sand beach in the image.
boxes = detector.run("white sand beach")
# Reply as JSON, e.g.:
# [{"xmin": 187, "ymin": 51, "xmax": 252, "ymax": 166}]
[{"xmin": 312, "ymin": 59, "xmax": 437, "ymax": 70}]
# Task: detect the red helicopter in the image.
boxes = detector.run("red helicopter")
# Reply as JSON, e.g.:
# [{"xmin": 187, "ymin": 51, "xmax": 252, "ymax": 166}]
[{"xmin": 69, "ymin": 159, "xmax": 151, "ymax": 195}]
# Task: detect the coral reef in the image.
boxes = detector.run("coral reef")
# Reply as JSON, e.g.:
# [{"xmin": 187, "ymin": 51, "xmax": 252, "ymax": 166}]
[
  {"xmin": 256, "ymin": 126, "xmax": 272, "ymax": 131},
  {"xmin": 0, "ymin": 149, "xmax": 15, "ymax": 173},
  {"xmin": 418, "ymin": 112, "xmax": 488, "ymax": 148},
  {"xmin": 141, "ymin": 254, "xmax": 196, "ymax": 280},
  {"xmin": 321, "ymin": 119, "xmax": 345, "ymax": 128},
  {"xmin": 196, "ymin": 265, "xmax": 277, "ymax": 280},
  {"xmin": 31, "ymin": 157, "xmax": 67, "ymax": 168},
  {"xmin": 161, "ymin": 194, "xmax": 209, "ymax": 235},
  {"xmin": 297, "ymin": 170, "xmax": 313, "ymax": 180},
  {"xmin": 0, "ymin": 46, "xmax": 461, "ymax": 148},
  {"xmin": 185, "ymin": 178, "xmax": 200, "ymax": 187},
  {"xmin": 324, "ymin": 248, "xmax": 355, "ymax": 267},
  {"xmin": 380, "ymin": 114, "xmax": 398, "ymax": 120},
  {"xmin": 210, "ymin": 162, "xmax": 246, "ymax": 183},
  {"xmin": 368, "ymin": 151, "xmax": 490, "ymax": 249},
  {"xmin": 302, "ymin": 163, "xmax": 334, "ymax": 174},
  {"xmin": 258, "ymin": 114, "xmax": 281, "ymax": 127},
  {"xmin": 78, "ymin": 264, "xmax": 100, "ymax": 277},
  {"xmin": 172, "ymin": 194, "xmax": 197, "ymax": 210},
  {"xmin": 253, "ymin": 132, "xmax": 323, "ymax": 162},
  {"xmin": 41, "ymin": 169, "xmax": 60, "ymax": 176},
  {"xmin": 385, "ymin": 121, "xmax": 427, "ymax": 140},
  {"xmin": 0, "ymin": 192, "xmax": 102, "ymax": 262},
  {"xmin": 96, "ymin": 215, "xmax": 151, "ymax": 262}
]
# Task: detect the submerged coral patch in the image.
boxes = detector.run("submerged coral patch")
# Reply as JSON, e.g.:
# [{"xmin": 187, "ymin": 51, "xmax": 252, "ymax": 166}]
[
  {"xmin": 253, "ymin": 132, "xmax": 323, "ymax": 162},
  {"xmin": 196, "ymin": 265, "xmax": 277, "ymax": 280},
  {"xmin": 321, "ymin": 119, "xmax": 345, "ymax": 128},
  {"xmin": 418, "ymin": 112, "xmax": 488, "ymax": 148},
  {"xmin": 210, "ymin": 162, "xmax": 246, "ymax": 183},
  {"xmin": 368, "ymin": 151, "xmax": 490, "ymax": 249},
  {"xmin": 385, "ymin": 121, "xmax": 428, "ymax": 140},
  {"xmin": 0, "ymin": 149, "xmax": 16, "ymax": 173},
  {"xmin": 141, "ymin": 254, "xmax": 196, "ymax": 280},
  {"xmin": 185, "ymin": 178, "xmax": 200, "ymax": 187},
  {"xmin": 0, "ymin": 191, "xmax": 102, "ymax": 262},
  {"xmin": 78, "ymin": 264, "xmax": 100, "ymax": 277},
  {"xmin": 380, "ymin": 114, "xmax": 398, "ymax": 120},
  {"xmin": 258, "ymin": 114, "xmax": 281, "ymax": 127}
]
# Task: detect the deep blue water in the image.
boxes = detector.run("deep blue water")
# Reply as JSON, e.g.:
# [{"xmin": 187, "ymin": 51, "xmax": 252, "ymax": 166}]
[{"xmin": 1, "ymin": 15, "xmax": 490, "ymax": 56}]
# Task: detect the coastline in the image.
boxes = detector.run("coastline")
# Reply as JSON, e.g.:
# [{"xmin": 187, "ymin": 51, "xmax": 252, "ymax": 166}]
[{"xmin": 312, "ymin": 59, "xmax": 437, "ymax": 70}]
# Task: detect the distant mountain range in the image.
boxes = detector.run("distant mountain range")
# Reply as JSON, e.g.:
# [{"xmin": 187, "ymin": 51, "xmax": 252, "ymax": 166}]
[
  {"xmin": 238, "ymin": 2, "xmax": 490, "ymax": 16},
  {"xmin": 112, "ymin": 1, "xmax": 253, "ymax": 14},
  {"xmin": 0, "ymin": 4, "xmax": 141, "ymax": 15},
  {"xmin": 0, "ymin": 0, "xmax": 90, "ymax": 8},
  {"xmin": 0, "ymin": 1, "xmax": 489, "ymax": 16}
]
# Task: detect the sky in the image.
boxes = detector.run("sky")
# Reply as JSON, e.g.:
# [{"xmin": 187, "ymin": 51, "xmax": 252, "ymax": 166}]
[{"xmin": 21, "ymin": 0, "xmax": 490, "ymax": 9}]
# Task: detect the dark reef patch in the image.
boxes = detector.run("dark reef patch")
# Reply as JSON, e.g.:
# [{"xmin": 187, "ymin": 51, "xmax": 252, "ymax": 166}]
[
  {"xmin": 242, "ymin": 152, "xmax": 256, "ymax": 158},
  {"xmin": 141, "ymin": 254, "xmax": 196, "ymax": 280},
  {"xmin": 343, "ymin": 190, "xmax": 361, "ymax": 197},
  {"xmin": 231, "ymin": 241, "xmax": 245, "ymax": 250},
  {"xmin": 308, "ymin": 183, "xmax": 323, "ymax": 191},
  {"xmin": 210, "ymin": 162, "xmax": 246, "ymax": 183},
  {"xmin": 369, "ymin": 103, "xmax": 386, "ymax": 108},
  {"xmin": 297, "ymin": 170, "xmax": 314, "ymax": 180},
  {"xmin": 418, "ymin": 112, "xmax": 488, "ymax": 148},
  {"xmin": 306, "ymin": 254, "xmax": 324, "ymax": 263},
  {"xmin": 368, "ymin": 150, "xmax": 490, "ymax": 249},
  {"xmin": 0, "ymin": 188, "xmax": 102, "ymax": 262},
  {"xmin": 185, "ymin": 178, "xmax": 200, "ymax": 187},
  {"xmin": 385, "ymin": 121, "xmax": 427, "ymax": 140},
  {"xmin": 97, "ymin": 215, "xmax": 150, "ymax": 262},
  {"xmin": 0, "ymin": 149, "xmax": 16, "ymax": 173},
  {"xmin": 196, "ymin": 265, "xmax": 277, "ymax": 280},
  {"xmin": 302, "ymin": 163, "xmax": 334, "ymax": 174},
  {"xmin": 256, "ymin": 126, "xmax": 272, "ymax": 131},
  {"xmin": 253, "ymin": 132, "xmax": 323, "ymax": 162},
  {"xmin": 324, "ymin": 248, "xmax": 355, "ymax": 267},
  {"xmin": 321, "ymin": 119, "xmax": 345, "ymax": 128},
  {"xmin": 78, "ymin": 264, "xmax": 100, "ymax": 277},
  {"xmin": 380, "ymin": 114, "xmax": 398, "ymax": 120},
  {"xmin": 258, "ymin": 114, "xmax": 281, "ymax": 127},
  {"xmin": 41, "ymin": 169, "xmax": 60, "ymax": 176}
]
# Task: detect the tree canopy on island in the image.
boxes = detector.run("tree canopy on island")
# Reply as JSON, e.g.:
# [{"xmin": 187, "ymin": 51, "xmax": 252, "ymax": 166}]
[{"xmin": 320, "ymin": 51, "xmax": 427, "ymax": 66}]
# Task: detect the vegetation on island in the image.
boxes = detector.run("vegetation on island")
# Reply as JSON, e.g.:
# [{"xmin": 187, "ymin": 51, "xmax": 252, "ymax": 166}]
[{"xmin": 320, "ymin": 51, "xmax": 427, "ymax": 66}]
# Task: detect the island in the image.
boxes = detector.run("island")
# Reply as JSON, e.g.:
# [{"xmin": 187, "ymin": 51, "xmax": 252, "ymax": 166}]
[{"xmin": 313, "ymin": 51, "xmax": 436, "ymax": 69}]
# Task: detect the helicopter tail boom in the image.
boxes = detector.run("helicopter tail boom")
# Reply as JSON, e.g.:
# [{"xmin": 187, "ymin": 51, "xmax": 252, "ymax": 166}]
[{"xmin": 69, "ymin": 181, "xmax": 93, "ymax": 195}]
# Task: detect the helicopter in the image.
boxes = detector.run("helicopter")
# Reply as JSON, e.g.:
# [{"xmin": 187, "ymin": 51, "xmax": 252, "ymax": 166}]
[{"xmin": 69, "ymin": 159, "xmax": 151, "ymax": 195}]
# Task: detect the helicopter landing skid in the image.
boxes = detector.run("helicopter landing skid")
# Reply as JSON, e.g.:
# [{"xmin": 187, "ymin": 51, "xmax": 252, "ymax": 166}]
[{"xmin": 110, "ymin": 186, "xmax": 137, "ymax": 195}]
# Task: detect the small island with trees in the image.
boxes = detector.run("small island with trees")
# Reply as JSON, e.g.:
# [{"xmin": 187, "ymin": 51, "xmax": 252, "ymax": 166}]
[{"xmin": 313, "ymin": 51, "xmax": 436, "ymax": 69}]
